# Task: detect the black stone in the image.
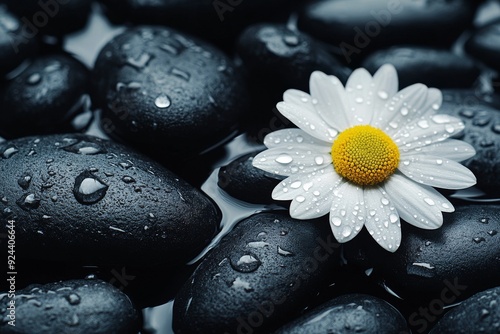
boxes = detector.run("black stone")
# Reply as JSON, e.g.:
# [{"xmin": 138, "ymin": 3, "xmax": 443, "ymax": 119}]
[
  {"xmin": 362, "ymin": 46, "xmax": 480, "ymax": 89},
  {"xmin": 0, "ymin": 134, "xmax": 220, "ymax": 266},
  {"xmin": 274, "ymin": 294, "xmax": 410, "ymax": 334},
  {"xmin": 465, "ymin": 20, "xmax": 500, "ymax": 72},
  {"xmin": 298, "ymin": 0, "xmax": 476, "ymax": 64},
  {"xmin": 218, "ymin": 151, "xmax": 282, "ymax": 204},
  {"xmin": 345, "ymin": 205, "xmax": 500, "ymax": 303},
  {"xmin": 0, "ymin": 6, "xmax": 38, "ymax": 77},
  {"xmin": 0, "ymin": 53, "xmax": 89, "ymax": 139},
  {"xmin": 173, "ymin": 211, "xmax": 341, "ymax": 334},
  {"xmin": 439, "ymin": 89, "xmax": 500, "ymax": 193},
  {"xmin": 99, "ymin": 0, "xmax": 299, "ymax": 50},
  {"xmin": 0, "ymin": 279, "xmax": 140, "ymax": 334},
  {"xmin": 429, "ymin": 286, "xmax": 500, "ymax": 334},
  {"xmin": 92, "ymin": 26, "xmax": 249, "ymax": 157},
  {"xmin": 2, "ymin": 0, "xmax": 92, "ymax": 35},
  {"xmin": 236, "ymin": 23, "xmax": 351, "ymax": 134}
]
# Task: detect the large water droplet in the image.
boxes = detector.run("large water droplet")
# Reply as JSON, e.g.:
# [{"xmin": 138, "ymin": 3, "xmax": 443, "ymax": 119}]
[
  {"xmin": 275, "ymin": 154, "xmax": 293, "ymax": 164},
  {"xmin": 314, "ymin": 156, "xmax": 324, "ymax": 165},
  {"xmin": 155, "ymin": 94, "xmax": 171, "ymax": 109},
  {"xmin": 417, "ymin": 120, "xmax": 429, "ymax": 129},
  {"xmin": 424, "ymin": 198, "xmax": 435, "ymax": 206},
  {"xmin": 27, "ymin": 73, "xmax": 42, "ymax": 85},
  {"xmin": 389, "ymin": 214, "xmax": 398, "ymax": 223},
  {"xmin": 230, "ymin": 254, "xmax": 261, "ymax": 273},
  {"xmin": 342, "ymin": 226, "xmax": 352, "ymax": 238},
  {"xmin": 377, "ymin": 91, "xmax": 389, "ymax": 100},
  {"xmin": 331, "ymin": 217, "xmax": 342, "ymax": 227},
  {"xmin": 17, "ymin": 173, "xmax": 32, "ymax": 190},
  {"xmin": 277, "ymin": 246, "xmax": 294, "ymax": 257},
  {"xmin": 16, "ymin": 193, "xmax": 41, "ymax": 211},
  {"xmin": 65, "ymin": 293, "xmax": 81, "ymax": 305},
  {"xmin": 381, "ymin": 198, "xmax": 389, "ymax": 206},
  {"xmin": 63, "ymin": 139, "xmax": 106, "ymax": 155},
  {"xmin": 73, "ymin": 171, "xmax": 108, "ymax": 205},
  {"xmin": 2, "ymin": 146, "xmax": 19, "ymax": 159}
]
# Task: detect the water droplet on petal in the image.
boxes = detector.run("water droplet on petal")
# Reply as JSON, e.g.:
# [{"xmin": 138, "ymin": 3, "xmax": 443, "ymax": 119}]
[
  {"xmin": 314, "ymin": 156, "xmax": 324, "ymax": 165},
  {"xmin": 389, "ymin": 214, "xmax": 398, "ymax": 223},
  {"xmin": 355, "ymin": 97, "xmax": 364, "ymax": 104},
  {"xmin": 331, "ymin": 217, "xmax": 342, "ymax": 226},
  {"xmin": 342, "ymin": 226, "xmax": 352, "ymax": 238},
  {"xmin": 436, "ymin": 159, "xmax": 443, "ymax": 165},
  {"xmin": 275, "ymin": 154, "xmax": 293, "ymax": 164},
  {"xmin": 417, "ymin": 120, "xmax": 429, "ymax": 129},
  {"xmin": 295, "ymin": 195, "xmax": 305, "ymax": 203},
  {"xmin": 400, "ymin": 108, "xmax": 409, "ymax": 116},
  {"xmin": 290, "ymin": 181, "xmax": 301, "ymax": 189},
  {"xmin": 381, "ymin": 198, "xmax": 389, "ymax": 205},
  {"xmin": 73, "ymin": 171, "xmax": 108, "ymax": 205},
  {"xmin": 155, "ymin": 94, "xmax": 171, "ymax": 109},
  {"xmin": 377, "ymin": 91, "xmax": 389, "ymax": 100}
]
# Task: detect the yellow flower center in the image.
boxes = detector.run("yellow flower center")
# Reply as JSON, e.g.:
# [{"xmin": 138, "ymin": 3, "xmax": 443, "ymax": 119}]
[{"xmin": 331, "ymin": 125, "xmax": 399, "ymax": 186}]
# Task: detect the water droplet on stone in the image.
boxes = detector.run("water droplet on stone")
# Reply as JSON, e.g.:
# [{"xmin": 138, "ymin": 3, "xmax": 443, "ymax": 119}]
[
  {"xmin": 27, "ymin": 73, "xmax": 41, "ymax": 85},
  {"xmin": 487, "ymin": 230, "xmax": 497, "ymax": 236},
  {"xmin": 65, "ymin": 293, "xmax": 81, "ymax": 305},
  {"xmin": 473, "ymin": 237, "xmax": 486, "ymax": 244},
  {"xmin": 277, "ymin": 246, "xmax": 294, "ymax": 257},
  {"xmin": 17, "ymin": 173, "xmax": 32, "ymax": 190},
  {"xmin": 230, "ymin": 254, "xmax": 261, "ymax": 273},
  {"xmin": 16, "ymin": 193, "xmax": 41, "ymax": 210},
  {"xmin": 492, "ymin": 124, "xmax": 500, "ymax": 134},
  {"xmin": 283, "ymin": 34, "xmax": 299, "ymax": 46},
  {"xmin": 122, "ymin": 176, "xmax": 135, "ymax": 184},
  {"xmin": 155, "ymin": 94, "xmax": 171, "ymax": 109},
  {"xmin": 480, "ymin": 218, "xmax": 489, "ymax": 224},
  {"xmin": 2, "ymin": 146, "xmax": 19, "ymax": 159},
  {"xmin": 63, "ymin": 140, "xmax": 106, "ymax": 155},
  {"xmin": 127, "ymin": 53, "xmax": 153, "ymax": 70},
  {"xmin": 73, "ymin": 171, "xmax": 108, "ymax": 205},
  {"xmin": 170, "ymin": 67, "xmax": 191, "ymax": 81}
]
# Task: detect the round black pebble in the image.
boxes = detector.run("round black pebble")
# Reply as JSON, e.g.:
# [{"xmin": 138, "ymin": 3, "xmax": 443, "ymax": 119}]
[
  {"xmin": 173, "ymin": 212, "xmax": 341, "ymax": 334},
  {"xmin": 273, "ymin": 293, "xmax": 410, "ymax": 334},
  {"xmin": 0, "ymin": 6, "xmax": 37, "ymax": 77},
  {"xmin": 362, "ymin": 46, "xmax": 480, "ymax": 89},
  {"xmin": 0, "ymin": 53, "xmax": 89, "ymax": 138},
  {"xmin": 218, "ymin": 151, "xmax": 282, "ymax": 204},
  {"xmin": 92, "ymin": 26, "xmax": 249, "ymax": 158},
  {"xmin": 439, "ymin": 89, "xmax": 500, "ymax": 193},
  {"xmin": 298, "ymin": 0, "xmax": 476, "ymax": 64},
  {"xmin": 0, "ymin": 134, "xmax": 220, "ymax": 266},
  {"xmin": 429, "ymin": 286, "xmax": 500, "ymax": 334},
  {"xmin": 465, "ymin": 20, "xmax": 500, "ymax": 72},
  {"xmin": 0, "ymin": 279, "xmax": 140, "ymax": 334}
]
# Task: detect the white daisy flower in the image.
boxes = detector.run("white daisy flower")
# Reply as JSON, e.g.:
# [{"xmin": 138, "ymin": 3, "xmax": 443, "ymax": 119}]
[{"xmin": 252, "ymin": 64, "xmax": 477, "ymax": 252}]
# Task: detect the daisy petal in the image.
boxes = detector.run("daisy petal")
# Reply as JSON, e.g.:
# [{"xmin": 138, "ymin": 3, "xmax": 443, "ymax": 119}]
[
  {"xmin": 384, "ymin": 173, "xmax": 453, "ymax": 229},
  {"xmin": 345, "ymin": 68, "xmax": 375, "ymax": 125},
  {"xmin": 252, "ymin": 145, "xmax": 332, "ymax": 177},
  {"xmin": 363, "ymin": 187, "xmax": 401, "ymax": 252},
  {"xmin": 406, "ymin": 139, "xmax": 475, "ymax": 162},
  {"xmin": 282, "ymin": 169, "xmax": 343, "ymax": 219},
  {"xmin": 309, "ymin": 71, "xmax": 351, "ymax": 131},
  {"xmin": 329, "ymin": 182, "xmax": 365, "ymax": 243},
  {"xmin": 277, "ymin": 101, "xmax": 338, "ymax": 142},
  {"xmin": 264, "ymin": 128, "xmax": 331, "ymax": 150},
  {"xmin": 371, "ymin": 64, "xmax": 398, "ymax": 113},
  {"xmin": 394, "ymin": 114, "xmax": 465, "ymax": 151},
  {"xmin": 398, "ymin": 154, "xmax": 476, "ymax": 189}
]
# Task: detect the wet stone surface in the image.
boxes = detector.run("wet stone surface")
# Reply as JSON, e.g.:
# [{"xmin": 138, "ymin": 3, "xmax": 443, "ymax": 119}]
[
  {"xmin": 92, "ymin": 26, "xmax": 249, "ymax": 158},
  {"xmin": 0, "ymin": 279, "xmax": 140, "ymax": 334},
  {"xmin": 0, "ymin": 134, "xmax": 220, "ymax": 266},
  {"xmin": 173, "ymin": 212, "xmax": 341, "ymax": 334},
  {"xmin": 0, "ymin": 53, "xmax": 90, "ymax": 139}
]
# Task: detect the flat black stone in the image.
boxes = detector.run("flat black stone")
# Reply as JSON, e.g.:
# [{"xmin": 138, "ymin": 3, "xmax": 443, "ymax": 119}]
[{"xmin": 465, "ymin": 20, "xmax": 500, "ymax": 72}]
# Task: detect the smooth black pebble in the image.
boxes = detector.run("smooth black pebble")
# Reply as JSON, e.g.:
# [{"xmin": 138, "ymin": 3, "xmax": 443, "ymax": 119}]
[
  {"xmin": 273, "ymin": 293, "xmax": 410, "ymax": 334},
  {"xmin": 439, "ymin": 89, "xmax": 500, "ymax": 193},
  {"xmin": 92, "ymin": 26, "xmax": 249, "ymax": 157},
  {"xmin": 362, "ymin": 46, "xmax": 480, "ymax": 89},
  {"xmin": 236, "ymin": 23, "xmax": 350, "ymax": 134},
  {"xmin": 0, "ymin": 53, "xmax": 90, "ymax": 138},
  {"xmin": 173, "ymin": 211, "xmax": 341, "ymax": 334},
  {"xmin": 2, "ymin": 0, "xmax": 92, "ymax": 35},
  {"xmin": 0, "ymin": 134, "xmax": 219, "ymax": 266},
  {"xmin": 0, "ymin": 6, "xmax": 37, "ymax": 77},
  {"xmin": 218, "ymin": 151, "xmax": 282, "ymax": 204},
  {"xmin": 0, "ymin": 279, "xmax": 140, "ymax": 334},
  {"xmin": 345, "ymin": 205, "xmax": 500, "ymax": 303},
  {"xmin": 465, "ymin": 20, "xmax": 500, "ymax": 72},
  {"xmin": 298, "ymin": 0, "xmax": 476, "ymax": 64},
  {"xmin": 429, "ymin": 286, "xmax": 500, "ymax": 334}
]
